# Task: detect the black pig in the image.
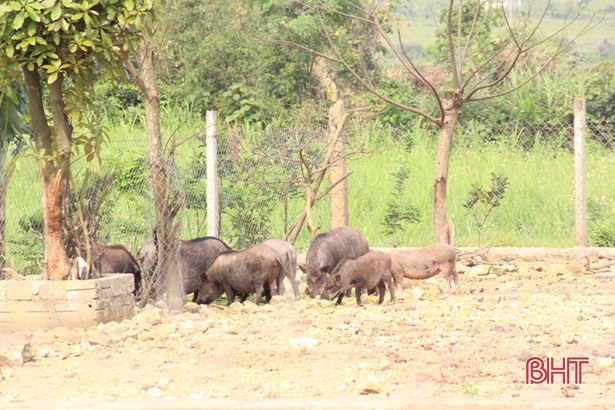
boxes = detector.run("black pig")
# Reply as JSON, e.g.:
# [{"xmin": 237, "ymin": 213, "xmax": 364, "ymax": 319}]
[
  {"xmin": 320, "ymin": 250, "xmax": 396, "ymax": 306},
  {"xmin": 137, "ymin": 236, "xmax": 231, "ymax": 302},
  {"xmin": 196, "ymin": 244, "xmax": 282, "ymax": 306},
  {"xmin": 299, "ymin": 226, "xmax": 369, "ymax": 298}
]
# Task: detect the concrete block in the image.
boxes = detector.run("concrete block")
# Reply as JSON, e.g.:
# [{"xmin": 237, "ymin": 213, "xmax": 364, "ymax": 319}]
[{"xmin": 6, "ymin": 281, "xmax": 38, "ymax": 301}]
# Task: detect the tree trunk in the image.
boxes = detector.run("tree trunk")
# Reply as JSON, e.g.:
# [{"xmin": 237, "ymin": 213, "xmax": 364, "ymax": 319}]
[
  {"xmin": 433, "ymin": 94, "xmax": 461, "ymax": 245},
  {"xmin": 23, "ymin": 67, "xmax": 71, "ymax": 280},
  {"xmin": 138, "ymin": 37, "xmax": 183, "ymax": 310},
  {"xmin": 313, "ymin": 58, "xmax": 349, "ymax": 230},
  {"xmin": 328, "ymin": 99, "xmax": 349, "ymax": 229}
]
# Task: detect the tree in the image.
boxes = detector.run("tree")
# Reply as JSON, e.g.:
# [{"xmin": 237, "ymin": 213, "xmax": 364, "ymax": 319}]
[
  {"xmin": 122, "ymin": 28, "xmax": 185, "ymax": 309},
  {"xmin": 269, "ymin": 0, "xmax": 602, "ymax": 244},
  {"xmin": 0, "ymin": 0, "xmax": 155, "ymax": 279}
]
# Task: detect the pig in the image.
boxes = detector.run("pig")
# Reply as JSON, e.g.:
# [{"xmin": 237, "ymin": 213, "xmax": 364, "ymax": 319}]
[
  {"xmin": 92, "ymin": 243, "xmax": 142, "ymax": 295},
  {"xmin": 388, "ymin": 244, "xmax": 458, "ymax": 293},
  {"xmin": 320, "ymin": 251, "xmax": 395, "ymax": 306},
  {"xmin": 137, "ymin": 236, "xmax": 231, "ymax": 302},
  {"xmin": 195, "ymin": 244, "xmax": 282, "ymax": 306},
  {"xmin": 261, "ymin": 238, "xmax": 301, "ymax": 301},
  {"xmin": 299, "ymin": 226, "xmax": 370, "ymax": 298}
]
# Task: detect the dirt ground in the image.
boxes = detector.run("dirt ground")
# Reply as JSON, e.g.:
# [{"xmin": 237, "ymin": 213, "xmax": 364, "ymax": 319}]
[{"xmin": 1, "ymin": 255, "xmax": 615, "ymax": 409}]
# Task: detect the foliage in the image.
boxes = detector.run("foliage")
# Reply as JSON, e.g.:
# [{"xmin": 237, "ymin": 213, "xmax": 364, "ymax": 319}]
[
  {"xmin": 382, "ymin": 164, "xmax": 421, "ymax": 247},
  {"xmin": 154, "ymin": 0, "xmax": 390, "ymax": 125},
  {"xmin": 105, "ymin": 147, "xmax": 149, "ymax": 194},
  {"xmin": 0, "ymin": 0, "xmax": 156, "ymax": 160},
  {"xmin": 11, "ymin": 209, "xmax": 44, "ymax": 275},
  {"xmin": 463, "ymin": 172, "xmax": 510, "ymax": 245}
]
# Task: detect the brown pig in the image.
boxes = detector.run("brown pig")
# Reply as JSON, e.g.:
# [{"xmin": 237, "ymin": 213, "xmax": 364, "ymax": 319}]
[
  {"xmin": 320, "ymin": 251, "xmax": 396, "ymax": 306},
  {"xmin": 388, "ymin": 244, "xmax": 458, "ymax": 293}
]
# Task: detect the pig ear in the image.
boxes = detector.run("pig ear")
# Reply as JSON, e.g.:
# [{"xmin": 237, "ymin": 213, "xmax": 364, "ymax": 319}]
[
  {"xmin": 334, "ymin": 275, "xmax": 341, "ymax": 285},
  {"xmin": 299, "ymin": 264, "xmax": 307, "ymax": 273}
]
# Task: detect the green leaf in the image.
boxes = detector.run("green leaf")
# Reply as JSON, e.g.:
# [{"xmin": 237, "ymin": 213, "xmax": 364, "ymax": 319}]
[
  {"xmin": 12, "ymin": 11, "xmax": 25, "ymax": 30},
  {"xmin": 5, "ymin": 43, "xmax": 14, "ymax": 58},
  {"xmin": 124, "ymin": 0, "xmax": 134, "ymax": 12},
  {"xmin": 47, "ymin": 71, "xmax": 58, "ymax": 84},
  {"xmin": 8, "ymin": 2, "xmax": 22, "ymax": 12},
  {"xmin": 41, "ymin": 0, "xmax": 57, "ymax": 7},
  {"xmin": 50, "ymin": 3, "xmax": 62, "ymax": 21}
]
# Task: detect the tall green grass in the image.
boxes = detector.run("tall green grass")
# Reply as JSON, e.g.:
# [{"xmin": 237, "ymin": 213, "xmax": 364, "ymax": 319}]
[{"xmin": 5, "ymin": 112, "xmax": 615, "ymax": 274}]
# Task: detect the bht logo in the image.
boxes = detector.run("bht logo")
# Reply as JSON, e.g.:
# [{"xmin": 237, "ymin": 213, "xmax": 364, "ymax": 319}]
[{"xmin": 526, "ymin": 356, "xmax": 589, "ymax": 384}]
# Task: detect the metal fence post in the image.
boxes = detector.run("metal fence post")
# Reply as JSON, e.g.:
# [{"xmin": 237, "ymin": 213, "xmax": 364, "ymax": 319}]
[
  {"xmin": 574, "ymin": 98, "xmax": 588, "ymax": 247},
  {"xmin": 206, "ymin": 111, "xmax": 220, "ymax": 238}
]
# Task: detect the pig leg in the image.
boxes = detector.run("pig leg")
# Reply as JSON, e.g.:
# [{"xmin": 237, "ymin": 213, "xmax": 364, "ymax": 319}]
[
  {"xmin": 276, "ymin": 268, "xmax": 286, "ymax": 296},
  {"xmin": 287, "ymin": 270, "xmax": 301, "ymax": 301},
  {"xmin": 377, "ymin": 281, "xmax": 386, "ymax": 305},
  {"xmin": 444, "ymin": 264, "xmax": 460, "ymax": 293},
  {"xmin": 335, "ymin": 292, "xmax": 344, "ymax": 305},
  {"xmin": 224, "ymin": 285, "xmax": 236, "ymax": 306},
  {"xmin": 385, "ymin": 276, "xmax": 396, "ymax": 302},
  {"xmin": 254, "ymin": 283, "xmax": 265, "ymax": 306},
  {"xmin": 355, "ymin": 285, "xmax": 363, "ymax": 306}
]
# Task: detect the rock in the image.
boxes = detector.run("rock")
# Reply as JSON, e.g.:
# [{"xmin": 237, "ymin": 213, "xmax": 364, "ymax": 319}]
[
  {"xmin": 455, "ymin": 262, "xmax": 469, "ymax": 274},
  {"xmin": 419, "ymin": 364, "xmax": 443, "ymax": 381},
  {"xmin": 184, "ymin": 302, "xmax": 201, "ymax": 313},
  {"xmin": 269, "ymin": 295, "xmax": 286, "ymax": 305},
  {"xmin": 495, "ymin": 282, "xmax": 519, "ymax": 291},
  {"xmin": 134, "ymin": 304, "xmax": 163, "ymax": 326},
  {"xmin": 89, "ymin": 333, "xmax": 112, "ymax": 347},
  {"xmin": 0, "ymin": 331, "xmax": 34, "ymax": 366},
  {"xmin": 567, "ymin": 261, "xmax": 587, "ymax": 274},
  {"xmin": 469, "ymin": 265, "xmax": 491, "ymax": 276},
  {"xmin": 359, "ymin": 374, "xmax": 381, "ymax": 395},
  {"xmin": 290, "ymin": 337, "xmax": 318, "ymax": 354},
  {"xmin": 587, "ymin": 357, "xmax": 614, "ymax": 375},
  {"xmin": 491, "ymin": 264, "xmax": 518, "ymax": 276},
  {"xmin": 412, "ymin": 287, "xmax": 424, "ymax": 300}
]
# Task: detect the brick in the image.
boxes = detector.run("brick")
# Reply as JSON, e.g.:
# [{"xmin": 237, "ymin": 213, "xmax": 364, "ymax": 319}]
[
  {"xmin": 6, "ymin": 281, "xmax": 38, "ymax": 301},
  {"xmin": 38, "ymin": 281, "xmax": 68, "ymax": 300},
  {"xmin": 66, "ymin": 288, "xmax": 98, "ymax": 301}
]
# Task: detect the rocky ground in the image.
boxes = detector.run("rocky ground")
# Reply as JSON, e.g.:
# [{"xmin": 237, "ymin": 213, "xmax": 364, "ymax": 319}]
[{"xmin": 1, "ymin": 258, "xmax": 615, "ymax": 409}]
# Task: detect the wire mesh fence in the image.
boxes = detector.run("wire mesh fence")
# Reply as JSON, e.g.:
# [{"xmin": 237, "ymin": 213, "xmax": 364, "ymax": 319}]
[{"xmin": 4, "ymin": 116, "xmax": 615, "ymax": 300}]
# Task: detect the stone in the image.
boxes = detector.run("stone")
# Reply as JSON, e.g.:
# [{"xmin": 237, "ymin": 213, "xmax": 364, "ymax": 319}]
[
  {"xmin": 184, "ymin": 302, "xmax": 200, "ymax": 313},
  {"xmin": 0, "ymin": 331, "xmax": 34, "ymax": 366},
  {"xmin": 89, "ymin": 333, "xmax": 112, "ymax": 347},
  {"xmin": 359, "ymin": 374, "xmax": 381, "ymax": 395},
  {"xmin": 469, "ymin": 265, "xmax": 491, "ymax": 276}
]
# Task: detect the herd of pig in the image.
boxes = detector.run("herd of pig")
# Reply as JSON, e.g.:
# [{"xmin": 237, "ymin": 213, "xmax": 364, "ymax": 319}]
[{"xmin": 91, "ymin": 226, "xmax": 459, "ymax": 306}]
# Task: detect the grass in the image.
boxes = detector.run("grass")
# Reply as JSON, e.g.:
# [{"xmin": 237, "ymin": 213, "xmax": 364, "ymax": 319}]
[{"xmin": 4, "ymin": 113, "xmax": 615, "ymax": 274}]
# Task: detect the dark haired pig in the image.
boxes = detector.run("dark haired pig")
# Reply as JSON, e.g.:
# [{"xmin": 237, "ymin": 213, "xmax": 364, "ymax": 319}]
[
  {"xmin": 137, "ymin": 236, "xmax": 231, "ymax": 301},
  {"xmin": 261, "ymin": 238, "xmax": 301, "ymax": 301},
  {"xmin": 388, "ymin": 244, "xmax": 458, "ymax": 293},
  {"xmin": 320, "ymin": 250, "xmax": 396, "ymax": 306},
  {"xmin": 92, "ymin": 243, "xmax": 142, "ymax": 294},
  {"xmin": 196, "ymin": 244, "xmax": 283, "ymax": 306},
  {"xmin": 299, "ymin": 226, "xmax": 369, "ymax": 298}
]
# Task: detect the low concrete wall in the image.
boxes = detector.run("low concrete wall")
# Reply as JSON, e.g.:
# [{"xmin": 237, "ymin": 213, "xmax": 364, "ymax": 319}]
[{"xmin": 0, "ymin": 274, "xmax": 134, "ymax": 331}]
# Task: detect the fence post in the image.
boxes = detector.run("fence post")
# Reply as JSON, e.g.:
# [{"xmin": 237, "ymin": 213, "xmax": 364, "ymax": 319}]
[
  {"xmin": 574, "ymin": 98, "xmax": 588, "ymax": 247},
  {"xmin": 206, "ymin": 111, "xmax": 220, "ymax": 237}
]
